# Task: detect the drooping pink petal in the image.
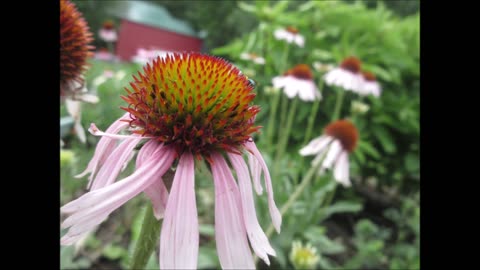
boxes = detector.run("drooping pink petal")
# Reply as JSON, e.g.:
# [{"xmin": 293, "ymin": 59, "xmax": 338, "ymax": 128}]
[
  {"xmin": 211, "ymin": 152, "xmax": 255, "ymax": 269},
  {"xmin": 61, "ymin": 144, "xmax": 175, "ymax": 245},
  {"xmin": 247, "ymin": 151, "xmax": 263, "ymax": 195},
  {"xmin": 333, "ymin": 151, "xmax": 351, "ymax": 187},
  {"xmin": 299, "ymin": 135, "xmax": 333, "ymax": 156},
  {"xmin": 88, "ymin": 123, "xmax": 153, "ymax": 140},
  {"xmin": 160, "ymin": 152, "xmax": 199, "ymax": 269},
  {"xmin": 245, "ymin": 141, "xmax": 282, "ymax": 233},
  {"xmin": 75, "ymin": 113, "xmax": 130, "ymax": 180},
  {"xmin": 322, "ymin": 139, "xmax": 342, "ymax": 169},
  {"xmin": 137, "ymin": 140, "xmax": 169, "ymax": 220},
  {"xmin": 228, "ymin": 152, "xmax": 276, "ymax": 265},
  {"xmin": 90, "ymin": 137, "xmax": 142, "ymax": 190}
]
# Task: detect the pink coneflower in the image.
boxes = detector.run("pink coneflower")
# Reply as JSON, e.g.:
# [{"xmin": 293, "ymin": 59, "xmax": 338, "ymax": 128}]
[
  {"xmin": 132, "ymin": 48, "xmax": 175, "ymax": 65},
  {"xmin": 299, "ymin": 120, "xmax": 359, "ymax": 187},
  {"xmin": 240, "ymin": 52, "xmax": 266, "ymax": 65},
  {"xmin": 361, "ymin": 71, "xmax": 382, "ymax": 97},
  {"xmin": 324, "ymin": 56, "xmax": 364, "ymax": 93},
  {"xmin": 98, "ymin": 20, "xmax": 117, "ymax": 42},
  {"xmin": 94, "ymin": 47, "xmax": 114, "ymax": 61},
  {"xmin": 274, "ymin": 26, "xmax": 305, "ymax": 47},
  {"xmin": 61, "ymin": 52, "xmax": 281, "ymax": 269},
  {"xmin": 272, "ymin": 64, "xmax": 321, "ymax": 101},
  {"xmin": 60, "ymin": 0, "xmax": 98, "ymax": 143}
]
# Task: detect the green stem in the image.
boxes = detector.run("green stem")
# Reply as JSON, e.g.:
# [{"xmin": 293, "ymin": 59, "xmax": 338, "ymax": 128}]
[
  {"xmin": 130, "ymin": 170, "xmax": 175, "ymax": 270},
  {"xmin": 302, "ymin": 79, "xmax": 324, "ymax": 145},
  {"xmin": 264, "ymin": 91, "xmax": 281, "ymax": 146},
  {"xmin": 331, "ymin": 88, "xmax": 346, "ymax": 121},
  {"xmin": 130, "ymin": 204, "xmax": 161, "ymax": 270},
  {"xmin": 321, "ymin": 181, "xmax": 338, "ymax": 207},
  {"xmin": 265, "ymin": 161, "xmax": 319, "ymax": 239},
  {"xmin": 272, "ymin": 97, "xmax": 299, "ymax": 178}
]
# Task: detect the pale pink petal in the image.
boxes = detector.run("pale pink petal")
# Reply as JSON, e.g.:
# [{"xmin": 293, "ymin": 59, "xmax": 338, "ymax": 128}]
[
  {"xmin": 90, "ymin": 137, "xmax": 142, "ymax": 190},
  {"xmin": 245, "ymin": 141, "xmax": 282, "ymax": 233},
  {"xmin": 247, "ymin": 152, "xmax": 263, "ymax": 195},
  {"xmin": 211, "ymin": 152, "xmax": 255, "ymax": 269},
  {"xmin": 88, "ymin": 123, "xmax": 152, "ymax": 140},
  {"xmin": 61, "ymin": 145, "xmax": 175, "ymax": 245},
  {"xmin": 333, "ymin": 151, "xmax": 351, "ymax": 187},
  {"xmin": 299, "ymin": 135, "xmax": 333, "ymax": 156},
  {"xmin": 228, "ymin": 153, "xmax": 276, "ymax": 265},
  {"xmin": 294, "ymin": 34, "xmax": 305, "ymax": 47},
  {"xmin": 137, "ymin": 141, "xmax": 170, "ymax": 219},
  {"xmin": 160, "ymin": 152, "xmax": 199, "ymax": 269},
  {"xmin": 75, "ymin": 113, "xmax": 130, "ymax": 179},
  {"xmin": 144, "ymin": 179, "xmax": 169, "ymax": 220},
  {"xmin": 322, "ymin": 139, "xmax": 343, "ymax": 169}
]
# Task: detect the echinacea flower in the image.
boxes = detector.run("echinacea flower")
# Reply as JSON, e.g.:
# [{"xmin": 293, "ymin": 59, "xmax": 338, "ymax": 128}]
[
  {"xmin": 98, "ymin": 20, "xmax": 117, "ymax": 42},
  {"xmin": 94, "ymin": 47, "xmax": 114, "ymax": 61},
  {"xmin": 274, "ymin": 26, "xmax": 305, "ymax": 47},
  {"xmin": 272, "ymin": 64, "xmax": 321, "ymax": 101},
  {"xmin": 299, "ymin": 119, "xmax": 358, "ymax": 187},
  {"xmin": 132, "ymin": 48, "xmax": 175, "ymax": 65},
  {"xmin": 289, "ymin": 241, "xmax": 320, "ymax": 270},
  {"xmin": 60, "ymin": 0, "xmax": 98, "ymax": 143},
  {"xmin": 361, "ymin": 71, "xmax": 382, "ymax": 97},
  {"xmin": 324, "ymin": 56, "xmax": 364, "ymax": 93},
  {"xmin": 61, "ymin": 52, "xmax": 281, "ymax": 269},
  {"xmin": 240, "ymin": 52, "xmax": 266, "ymax": 65}
]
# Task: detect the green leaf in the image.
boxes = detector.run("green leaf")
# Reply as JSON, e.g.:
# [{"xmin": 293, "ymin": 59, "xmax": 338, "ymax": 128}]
[
  {"xmin": 373, "ymin": 127, "xmax": 396, "ymax": 154},
  {"xmin": 358, "ymin": 140, "xmax": 381, "ymax": 159},
  {"xmin": 323, "ymin": 201, "xmax": 363, "ymax": 219},
  {"xmin": 103, "ymin": 244, "xmax": 128, "ymax": 260}
]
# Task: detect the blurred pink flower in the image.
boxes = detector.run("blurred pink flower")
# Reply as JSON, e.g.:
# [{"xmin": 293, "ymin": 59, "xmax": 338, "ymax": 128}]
[
  {"xmin": 324, "ymin": 56, "xmax": 364, "ymax": 93},
  {"xmin": 299, "ymin": 120, "xmax": 359, "ymax": 187},
  {"xmin": 272, "ymin": 64, "xmax": 321, "ymax": 101},
  {"xmin": 240, "ymin": 52, "xmax": 266, "ymax": 65},
  {"xmin": 274, "ymin": 26, "xmax": 305, "ymax": 47},
  {"xmin": 98, "ymin": 20, "xmax": 117, "ymax": 42}
]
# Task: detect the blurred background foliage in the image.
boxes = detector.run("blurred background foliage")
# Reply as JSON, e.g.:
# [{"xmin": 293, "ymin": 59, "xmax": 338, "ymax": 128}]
[{"xmin": 62, "ymin": 0, "xmax": 419, "ymax": 269}]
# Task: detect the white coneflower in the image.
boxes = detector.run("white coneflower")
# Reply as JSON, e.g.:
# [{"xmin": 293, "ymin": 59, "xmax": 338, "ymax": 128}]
[
  {"xmin": 240, "ymin": 52, "xmax": 266, "ymax": 65},
  {"xmin": 361, "ymin": 71, "xmax": 382, "ymax": 97},
  {"xmin": 98, "ymin": 20, "xmax": 117, "ymax": 43},
  {"xmin": 272, "ymin": 64, "xmax": 321, "ymax": 101},
  {"xmin": 300, "ymin": 119, "xmax": 359, "ymax": 187},
  {"xmin": 274, "ymin": 26, "xmax": 305, "ymax": 47},
  {"xmin": 324, "ymin": 56, "xmax": 364, "ymax": 93}
]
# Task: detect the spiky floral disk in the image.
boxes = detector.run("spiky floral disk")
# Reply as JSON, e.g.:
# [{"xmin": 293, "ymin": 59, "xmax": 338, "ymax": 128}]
[
  {"xmin": 340, "ymin": 56, "xmax": 362, "ymax": 74},
  {"xmin": 362, "ymin": 71, "xmax": 376, "ymax": 81},
  {"xmin": 60, "ymin": 0, "xmax": 93, "ymax": 91},
  {"xmin": 284, "ymin": 64, "xmax": 313, "ymax": 80},
  {"xmin": 324, "ymin": 120, "xmax": 359, "ymax": 152},
  {"xmin": 122, "ymin": 52, "xmax": 261, "ymax": 159}
]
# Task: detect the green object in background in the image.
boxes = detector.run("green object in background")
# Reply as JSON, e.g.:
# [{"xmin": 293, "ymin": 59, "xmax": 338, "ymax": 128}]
[{"xmin": 60, "ymin": 116, "xmax": 74, "ymax": 139}]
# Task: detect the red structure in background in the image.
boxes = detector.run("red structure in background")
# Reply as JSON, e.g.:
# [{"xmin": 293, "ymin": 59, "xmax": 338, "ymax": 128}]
[{"xmin": 115, "ymin": 20, "xmax": 203, "ymax": 61}]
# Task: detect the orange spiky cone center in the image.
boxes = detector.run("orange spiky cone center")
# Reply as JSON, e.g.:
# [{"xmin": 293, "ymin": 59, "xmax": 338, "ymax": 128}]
[
  {"xmin": 284, "ymin": 64, "xmax": 313, "ymax": 80},
  {"xmin": 60, "ymin": 0, "xmax": 94, "ymax": 92},
  {"xmin": 102, "ymin": 20, "xmax": 115, "ymax": 30},
  {"xmin": 121, "ymin": 52, "xmax": 261, "ymax": 160},
  {"xmin": 324, "ymin": 120, "xmax": 359, "ymax": 152},
  {"xmin": 362, "ymin": 71, "xmax": 376, "ymax": 82},
  {"xmin": 286, "ymin": 26, "xmax": 299, "ymax": 34},
  {"xmin": 340, "ymin": 56, "xmax": 362, "ymax": 74}
]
